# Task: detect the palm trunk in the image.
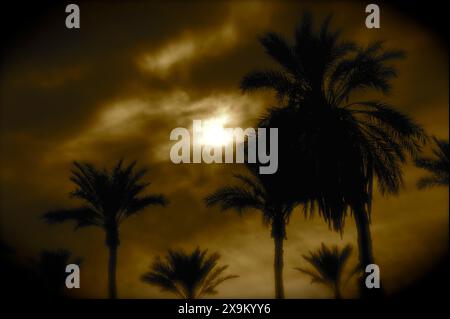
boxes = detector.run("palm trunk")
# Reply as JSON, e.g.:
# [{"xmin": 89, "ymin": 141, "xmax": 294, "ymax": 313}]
[
  {"xmin": 272, "ymin": 214, "xmax": 285, "ymax": 299},
  {"xmin": 353, "ymin": 205, "xmax": 383, "ymax": 299},
  {"xmin": 273, "ymin": 235, "xmax": 285, "ymax": 299},
  {"xmin": 108, "ymin": 245, "xmax": 118, "ymax": 299},
  {"xmin": 105, "ymin": 224, "xmax": 120, "ymax": 299},
  {"xmin": 334, "ymin": 284, "xmax": 342, "ymax": 299}
]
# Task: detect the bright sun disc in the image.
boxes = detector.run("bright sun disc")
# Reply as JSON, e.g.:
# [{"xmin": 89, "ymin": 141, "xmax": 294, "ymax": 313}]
[{"xmin": 201, "ymin": 116, "xmax": 233, "ymax": 146}]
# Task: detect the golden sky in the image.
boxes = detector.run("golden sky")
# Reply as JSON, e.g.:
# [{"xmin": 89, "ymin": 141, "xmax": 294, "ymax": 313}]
[{"xmin": 0, "ymin": 1, "xmax": 448, "ymax": 298}]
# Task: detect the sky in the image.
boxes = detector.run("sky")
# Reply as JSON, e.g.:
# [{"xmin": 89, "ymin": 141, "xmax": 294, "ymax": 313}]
[{"xmin": 0, "ymin": 0, "xmax": 448, "ymax": 298}]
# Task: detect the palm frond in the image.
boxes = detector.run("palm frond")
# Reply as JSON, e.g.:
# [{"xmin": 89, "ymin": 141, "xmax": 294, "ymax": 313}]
[
  {"xmin": 43, "ymin": 206, "xmax": 101, "ymax": 229},
  {"xmin": 240, "ymin": 70, "xmax": 298, "ymax": 100},
  {"xmin": 296, "ymin": 244, "xmax": 353, "ymax": 290},
  {"xmin": 141, "ymin": 248, "xmax": 237, "ymax": 299},
  {"xmin": 259, "ymin": 32, "xmax": 301, "ymax": 78},
  {"xmin": 205, "ymin": 186, "xmax": 264, "ymax": 213},
  {"xmin": 416, "ymin": 137, "xmax": 449, "ymax": 188},
  {"xmin": 45, "ymin": 159, "xmax": 167, "ymax": 231},
  {"xmin": 123, "ymin": 194, "xmax": 168, "ymax": 221}
]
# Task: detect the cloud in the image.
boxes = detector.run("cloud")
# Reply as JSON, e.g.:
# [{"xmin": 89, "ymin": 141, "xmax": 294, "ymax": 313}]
[{"xmin": 138, "ymin": 23, "xmax": 238, "ymax": 77}]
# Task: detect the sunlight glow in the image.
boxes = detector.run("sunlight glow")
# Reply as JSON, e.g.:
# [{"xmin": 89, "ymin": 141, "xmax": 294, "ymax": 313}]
[{"xmin": 200, "ymin": 115, "xmax": 233, "ymax": 147}]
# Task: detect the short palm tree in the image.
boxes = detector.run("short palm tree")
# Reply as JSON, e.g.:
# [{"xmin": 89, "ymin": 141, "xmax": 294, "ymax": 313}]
[
  {"xmin": 205, "ymin": 166, "xmax": 298, "ymax": 299},
  {"xmin": 296, "ymin": 244, "xmax": 352, "ymax": 299},
  {"xmin": 241, "ymin": 14, "xmax": 426, "ymax": 297},
  {"xmin": 43, "ymin": 159, "xmax": 168, "ymax": 299},
  {"xmin": 415, "ymin": 137, "xmax": 449, "ymax": 188},
  {"xmin": 141, "ymin": 247, "xmax": 238, "ymax": 299}
]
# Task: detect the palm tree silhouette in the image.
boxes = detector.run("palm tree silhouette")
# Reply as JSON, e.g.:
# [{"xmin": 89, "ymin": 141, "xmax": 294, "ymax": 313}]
[
  {"xmin": 141, "ymin": 247, "xmax": 238, "ymax": 299},
  {"xmin": 34, "ymin": 249, "xmax": 82, "ymax": 298},
  {"xmin": 43, "ymin": 159, "xmax": 168, "ymax": 299},
  {"xmin": 296, "ymin": 243, "xmax": 352, "ymax": 299},
  {"xmin": 205, "ymin": 166, "xmax": 298, "ymax": 299},
  {"xmin": 241, "ymin": 14, "xmax": 426, "ymax": 298},
  {"xmin": 415, "ymin": 137, "xmax": 449, "ymax": 188}
]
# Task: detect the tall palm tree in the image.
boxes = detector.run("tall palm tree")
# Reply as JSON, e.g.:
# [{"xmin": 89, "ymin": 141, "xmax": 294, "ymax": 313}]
[
  {"xmin": 205, "ymin": 166, "xmax": 298, "ymax": 299},
  {"xmin": 141, "ymin": 247, "xmax": 238, "ymax": 299},
  {"xmin": 241, "ymin": 14, "xmax": 426, "ymax": 298},
  {"xmin": 415, "ymin": 137, "xmax": 449, "ymax": 188},
  {"xmin": 43, "ymin": 159, "xmax": 168, "ymax": 299},
  {"xmin": 296, "ymin": 243, "xmax": 352, "ymax": 299}
]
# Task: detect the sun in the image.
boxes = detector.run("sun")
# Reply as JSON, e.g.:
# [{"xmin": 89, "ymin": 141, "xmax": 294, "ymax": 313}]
[{"xmin": 200, "ymin": 115, "xmax": 233, "ymax": 147}]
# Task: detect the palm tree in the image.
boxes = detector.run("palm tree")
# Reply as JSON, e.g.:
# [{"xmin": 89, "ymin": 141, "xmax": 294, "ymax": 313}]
[
  {"xmin": 141, "ymin": 247, "xmax": 238, "ymax": 299},
  {"xmin": 35, "ymin": 249, "xmax": 82, "ymax": 298},
  {"xmin": 43, "ymin": 159, "xmax": 168, "ymax": 299},
  {"xmin": 241, "ymin": 14, "xmax": 426, "ymax": 298},
  {"xmin": 205, "ymin": 166, "xmax": 299, "ymax": 299},
  {"xmin": 415, "ymin": 137, "xmax": 449, "ymax": 188},
  {"xmin": 296, "ymin": 243, "xmax": 352, "ymax": 299}
]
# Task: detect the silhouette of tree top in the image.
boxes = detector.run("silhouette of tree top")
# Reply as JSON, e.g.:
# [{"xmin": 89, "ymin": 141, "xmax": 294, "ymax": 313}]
[
  {"xmin": 205, "ymin": 165, "xmax": 299, "ymax": 299},
  {"xmin": 141, "ymin": 247, "xmax": 238, "ymax": 299},
  {"xmin": 43, "ymin": 159, "xmax": 168, "ymax": 299},
  {"xmin": 415, "ymin": 137, "xmax": 449, "ymax": 188},
  {"xmin": 44, "ymin": 159, "xmax": 168, "ymax": 229},
  {"xmin": 240, "ymin": 13, "xmax": 426, "ymax": 298},
  {"xmin": 296, "ymin": 243, "xmax": 352, "ymax": 299}
]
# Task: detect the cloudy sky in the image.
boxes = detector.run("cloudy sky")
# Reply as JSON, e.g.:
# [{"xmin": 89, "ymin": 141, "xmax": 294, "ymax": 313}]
[{"xmin": 0, "ymin": 0, "xmax": 448, "ymax": 298}]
